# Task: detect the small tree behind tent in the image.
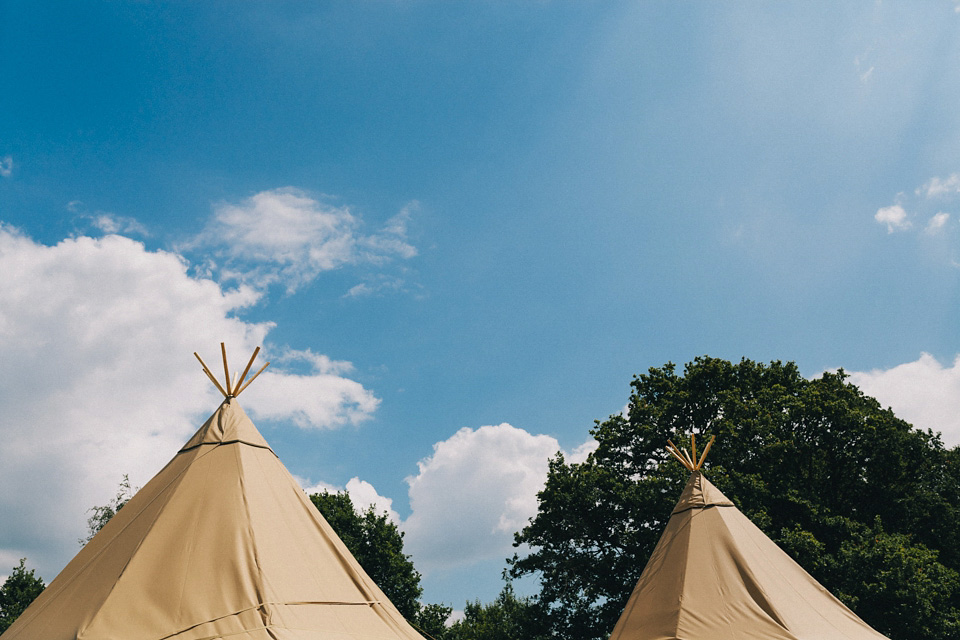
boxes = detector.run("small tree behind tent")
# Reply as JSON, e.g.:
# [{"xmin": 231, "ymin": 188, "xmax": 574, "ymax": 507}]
[
  {"xmin": 609, "ymin": 435, "xmax": 890, "ymax": 640},
  {"xmin": 0, "ymin": 345, "xmax": 425, "ymax": 640}
]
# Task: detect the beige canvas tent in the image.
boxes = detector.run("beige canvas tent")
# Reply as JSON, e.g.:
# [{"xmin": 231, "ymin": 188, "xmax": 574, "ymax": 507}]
[
  {"xmin": 609, "ymin": 437, "xmax": 890, "ymax": 640},
  {"xmin": 1, "ymin": 346, "xmax": 425, "ymax": 640}
]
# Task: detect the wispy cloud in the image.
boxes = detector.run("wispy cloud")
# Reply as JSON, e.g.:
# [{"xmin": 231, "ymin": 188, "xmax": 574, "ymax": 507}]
[
  {"xmin": 926, "ymin": 212, "xmax": 950, "ymax": 234},
  {"xmin": 187, "ymin": 188, "xmax": 418, "ymax": 294},
  {"xmin": 342, "ymin": 275, "xmax": 410, "ymax": 299},
  {"xmin": 917, "ymin": 173, "xmax": 960, "ymax": 199},
  {"xmin": 854, "ymin": 51, "xmax": 875, "ymax": 84},
  {"xmin": 68, "ymin": 203, "xmax": 150, "ymax": 237},
  {"xmin": 86, "ymin": 213, "xmax": 150, "ymax": 236},
  {"xmin": 0, "ymin": 156, "xmax": 12, "ymax": 178}
]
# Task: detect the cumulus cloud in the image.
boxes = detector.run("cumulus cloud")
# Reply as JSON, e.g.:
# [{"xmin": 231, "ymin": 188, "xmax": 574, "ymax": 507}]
[
  {"xmin": 874, "ymin": 204, "xmax": 911, "ymax": 233},
  {"xmin": 0, "ymin": 156, "xmax": 12, "ymax": 177},
  {"xmin": 402, "ymin": 423, "xmax": 595, "ymax": 573},
  {"xmin": 846, "ymin": 353, "xmax": 960, "ymax": 446},
  {"xmin": 0, "ymin": 226, "xmax": 379, "ymax": 582},
  {"xmin": 295, "ymin": 423, "xmax": 599, "ymax": 577},
  {"xmin": 926, "ymin": 212, "xmax": 950, "ymax": 234},
  {"xmin": 189, "ymin": 188, "xmax": 417, "ymax": 293},
  {"xmin": 345, "ymin": 478, "xmax": 401, "ymax": 523},
  {"xmin": 568, "ymin": 437, "xmax": 599, "ymax": 463},
  {"xmin": 298, "ymin": 476, "xmax": 401, "ymax": 525}
]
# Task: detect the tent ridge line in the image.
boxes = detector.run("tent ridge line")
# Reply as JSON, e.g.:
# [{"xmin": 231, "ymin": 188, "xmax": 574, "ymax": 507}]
[{"xmin": 231, "ymin": 441, "xmax": 272, "ymax": 632}]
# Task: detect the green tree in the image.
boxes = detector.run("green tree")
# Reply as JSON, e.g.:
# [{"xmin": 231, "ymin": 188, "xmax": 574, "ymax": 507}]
[
  {"xmin": 0, "ymin": 559, "xmax": 45, "ymax": 633},
  {"xmin": 509, "ymin": 356, "xmax": 960, "ymax": 640},
  {"xmin": 81, "ymin": 474, "xmax": 134, "ymax": 544},
  {"xmin": 309, "ymin": 490, "xmax": 451, "ymax": 636},
  {"xmin": 444, "ymin": 583, "xmax": 550, "ymax": 640},
  {"xmin": 415, "ymin": 602, "xmax": 455, "ymax": 640}
]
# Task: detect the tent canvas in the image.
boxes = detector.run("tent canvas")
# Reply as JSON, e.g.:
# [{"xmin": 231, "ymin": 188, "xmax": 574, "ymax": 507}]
[
  {"xmin": 609, "ymin": 441, "xmax": 890, "ymax": 640},
  {"xmin": 1, "ymin": 347, "xmax": 424, "ymax": 640}
]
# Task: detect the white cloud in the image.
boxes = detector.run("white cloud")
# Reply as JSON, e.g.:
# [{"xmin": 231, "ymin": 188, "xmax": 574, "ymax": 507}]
[
  {"xmin": 926, "ymin": 212, "xmax": 950, "ymax": 233},
  {"xmin": 345, "ymin": 477, "xmax": 401, "ymax": 524},
  {"xmin": 0, "ymin": 226, "xmax": 380, "ymax": 582},
  {"xmin": 0, "ymin": 156, "xmax": 12, "ymax": 178},
  {"xmin": 568, "ymin": 437, "xmax": 599, "ymax": 463},
  {"xmin": 297, "ymin": 477, "xmax": 340, "ymax": 496},
  {"xmin": 297, "ymin": 476, "xmax": 401, "ymax": 525},
  {"xmin": 918, "ymin": 173, "xmax": 960, "ymax": 199},
  {"xmin": 875, "ymin": 204, "xmax": 911, "ymax": 233},
  {"xmin": 402, "ymin": 424, "xmax": 593, "ymax": 573},
  {"xmin": 190, "ymin": 188, "xmax": 417, "ymax": 293},
  {"xmin": 846, "ymin": 353, "xmax": 960, "ymax": 446},
  {"xmin": 241, "ymin": 369, "xmax": 378, "ymax": 429}
]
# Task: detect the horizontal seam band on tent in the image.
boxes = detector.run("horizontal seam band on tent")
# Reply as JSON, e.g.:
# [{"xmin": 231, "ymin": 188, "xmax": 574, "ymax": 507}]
[
  {"xmin": 177, "ymin": 439, "xmax": 276, "ymax": 455},
  {"xmin": 670, "ymin": 503, "xmax": 734, "ymax": 515},
  {"xmin": 155, "ymin": 600, "xmax": 382, "ymax": 640}
]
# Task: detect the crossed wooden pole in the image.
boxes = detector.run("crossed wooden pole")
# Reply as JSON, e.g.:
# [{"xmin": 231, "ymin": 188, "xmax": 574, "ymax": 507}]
[
  {"xmin": 666, "ymin": 433, "xmax": 716, "ymax": 472},
  {"xmin": 194, "ymin": 343, "xmax": 270, "ymax": 398}
]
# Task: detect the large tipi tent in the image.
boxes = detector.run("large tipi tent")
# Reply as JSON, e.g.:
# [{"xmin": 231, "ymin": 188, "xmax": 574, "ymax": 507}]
[
  {"xmin": 2, "ymin": 346, "xmax": 425, "ymax": 640},
  {"xmin": 609, "ymin": 436, "xmax": 890, "ymax": 640}
]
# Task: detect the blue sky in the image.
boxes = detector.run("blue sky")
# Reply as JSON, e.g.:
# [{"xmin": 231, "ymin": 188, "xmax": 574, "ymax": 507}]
[{"xmin": 3, "ymin": 0, "xmax": 960, "ymax": 612}]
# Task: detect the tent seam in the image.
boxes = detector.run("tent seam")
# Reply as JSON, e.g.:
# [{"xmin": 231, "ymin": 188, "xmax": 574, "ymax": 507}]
[{"xmin": 236, "ymin": 442, "xmax": 272, "ymax": 631}]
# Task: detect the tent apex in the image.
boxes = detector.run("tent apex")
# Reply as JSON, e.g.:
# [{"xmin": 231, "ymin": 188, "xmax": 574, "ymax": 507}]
[
  {"xmin": 195, "ymin": 343, "xmax": 269, "ymax": 398},
  {"xmin": 666, "ymin": 434, "xmax": 716, "ymax": 472}
]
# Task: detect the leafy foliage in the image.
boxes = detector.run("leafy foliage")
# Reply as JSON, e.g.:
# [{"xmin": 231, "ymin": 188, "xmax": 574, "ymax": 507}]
[
  {"xmin": 81, "ymin": 474, "xmax": 135, "ymax": 544},
  {"xmin": 0, "ymin": 559, "xmax": 45, "ymax": 633},
  {"xmin": 510, "ymin": 356, "xmax": 960, "ymax": 640},
  {"xmin": 415, "ymin": 602, "xmax": 455, "ymax": 639},
  {"xmin": 309, "ymin": 490, "xmax": 452, "ymax": 634},
  {"xmin": 444, "ymin": 583, "xmax": 550, "ymax": 640}
]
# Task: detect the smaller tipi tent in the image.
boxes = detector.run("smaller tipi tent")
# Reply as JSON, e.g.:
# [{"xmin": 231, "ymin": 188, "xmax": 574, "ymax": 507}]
[
  {"xmin": 1, "ymin": 346, "xmax": 425, "ymax": 640},
  {"xmin": 609, "ymin": 436, "xmax": 890, "ymax": 640}
]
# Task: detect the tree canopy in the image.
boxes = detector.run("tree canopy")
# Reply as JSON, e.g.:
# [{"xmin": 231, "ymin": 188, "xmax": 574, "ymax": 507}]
[
  {"xmin": 0, "ymin": 559, "xmax": 45, "ymax": 634},
  {"xmin": 309, "ymin": 490, "xmax": 452, "ymax": 635},
  {"xmin": 309, "ymin": 491, "xmax": 424, "ymax": 621},
  {"xmin": 509, "ymin": 356, "xmax": 960, "ymax": 640},
  {"xmin": 443, "ymin": 583, "xmax": 549, "ymax": 640}
]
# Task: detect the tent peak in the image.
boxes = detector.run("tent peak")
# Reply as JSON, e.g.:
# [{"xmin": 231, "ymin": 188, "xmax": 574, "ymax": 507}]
[
  {"xmin": 666, "ymin": 433, "xmax": 715, "ymax": 472},
  {"xmin": 194, "ymin": 343, "xmax": 269, "ymax": 398}
]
